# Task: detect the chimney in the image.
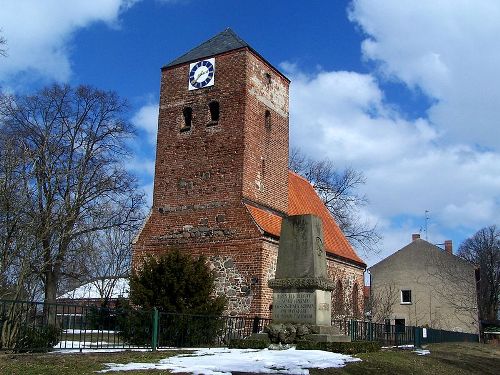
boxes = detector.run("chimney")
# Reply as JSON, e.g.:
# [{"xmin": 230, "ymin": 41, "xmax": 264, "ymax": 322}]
[
  {"xmin": 412, "ymin": 233, "xmax": 420, "ymax": 241},
  {"xmin": 444, "ymin": 240, "xmax": 452, "ymax": 255}
]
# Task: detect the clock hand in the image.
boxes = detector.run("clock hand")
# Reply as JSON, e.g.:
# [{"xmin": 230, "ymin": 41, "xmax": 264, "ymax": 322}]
[{"xmin": 192, "ymin": 68, "xmax": 207, "ymax": 84}]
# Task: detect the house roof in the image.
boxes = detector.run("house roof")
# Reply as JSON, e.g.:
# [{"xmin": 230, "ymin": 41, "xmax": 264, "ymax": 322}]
[
  {"xmin": 245, "ymin": 171, "xmax": 366, "ymax": 267},
  {"xmin": 369, "ymin": 238, "xmax": 472, "ymax": 272}
]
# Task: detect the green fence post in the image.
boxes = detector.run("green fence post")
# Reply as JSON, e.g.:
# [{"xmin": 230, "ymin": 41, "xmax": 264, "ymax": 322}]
[{"xmin": 151, "ymin": 308, "xmax": 159, "ymax": 351}]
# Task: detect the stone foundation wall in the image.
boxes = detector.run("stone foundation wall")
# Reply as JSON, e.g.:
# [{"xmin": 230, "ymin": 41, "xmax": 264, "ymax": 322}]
[{"xmin": 210, "ymin": 255, "xmax": 252, "ymax": 315}]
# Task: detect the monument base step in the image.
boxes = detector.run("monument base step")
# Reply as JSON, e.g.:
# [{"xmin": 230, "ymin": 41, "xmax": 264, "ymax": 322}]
[
  {"xmin": 247, "ymin": 333, "xmax": 270, "ymax": 341},
  {"xmin": 308, "ymin": 325, "xmax": 342, "ymax": 335},
  {"xmin": 304, "ymin": 333, "xmax": 351, "ymax": 343}
]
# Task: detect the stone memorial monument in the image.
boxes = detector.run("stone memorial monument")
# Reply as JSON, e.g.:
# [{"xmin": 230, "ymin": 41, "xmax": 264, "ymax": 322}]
[{"xmin": 267, "ymin": 214, "xmax": 350, "ymax": 342}]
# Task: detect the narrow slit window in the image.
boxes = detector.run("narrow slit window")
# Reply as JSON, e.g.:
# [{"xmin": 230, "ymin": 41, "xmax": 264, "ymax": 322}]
[
  {"xmin": 352, "ymin": 283, "xmax": 360, "ymax": 317},
  {"xmin": 182, "ymin": 107, "xmax": 192, "ymax": 130},
  {"xmin": 265, "ymin": 110, "xmax": 271, "ymax": 130},
  {"xmin": 265, "ymin": 72, "xmax": 272, "ymax": 85},
  {"xmin": 209, "ymin": 101, "xmax": 220, "ymax": 122}
]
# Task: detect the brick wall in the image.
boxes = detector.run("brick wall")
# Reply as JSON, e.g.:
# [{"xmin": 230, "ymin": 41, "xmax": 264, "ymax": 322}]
[{"xmin": 327, "ymin": 258, "xmax": 365, "ymax": 319}]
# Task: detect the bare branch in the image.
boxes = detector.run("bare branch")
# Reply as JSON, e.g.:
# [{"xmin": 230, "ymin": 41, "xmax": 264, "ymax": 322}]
[
  {"xmin": 458, "ymin": 225, "xmax": 500, "ymax": 321},
  {"xmin": 289, "ymin": 148, "xmax": 381, "ymax": 255},
  {"xmin": 0, "ymin": 84, "xmax": 146, "ymax": 305}
]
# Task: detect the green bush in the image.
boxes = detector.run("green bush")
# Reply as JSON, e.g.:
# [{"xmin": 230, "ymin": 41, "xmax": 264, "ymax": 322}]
[
  {"xmin": 127, "ymin": 250, "xmax": 227, "ymax": 346},
  {"xmin": 115, "ymin": 301, "xmax": 153, "ymax": 346},
  {"xmin": 159, "ymin": 313, "xmax": 225, "ymax": 347},
  {"xmin": 228, "ymin": 338, "xmax": 270, "ymax": 349},
  {"xmin": 130, "ymin": 250, "xmax": 226, "ymax": 315},
  {"xmin": 296, "ymin": 340, "xmax": 381, "ymax": 354},
  {"xmin": 15, "ymin": 324, "xmax": 62, "ymax": 353}
]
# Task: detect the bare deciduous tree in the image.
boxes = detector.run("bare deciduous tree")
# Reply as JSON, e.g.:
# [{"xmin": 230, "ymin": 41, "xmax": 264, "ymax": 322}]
[
  {"xmin": 368, "ymin": 281, "xmax": 398, "ymax": 323},
  {"xmin": 62, "ymin": 221, "xmax": 137, "ymax": 306},
  {"xmin": 0, "ymin": 84, "xmax": 145, "ymax": 306},
  {"xmin": 290, "ymin": 147, "xmax": 381, "ymax": 255},
  {"xmin": 458, "ymin": 225, "xmax": 500, "ymax": 321},
  {"xmin": 424, "ymin": 251, "xmax": 479, "ymax": 330},
  {"xmin": 0, "ymin": 132, "xmax": 41, "ymax": 301}
]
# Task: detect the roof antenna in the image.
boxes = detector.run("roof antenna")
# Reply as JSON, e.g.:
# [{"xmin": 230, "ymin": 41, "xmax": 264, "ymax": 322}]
[{"xmin": 424, "ymin": 210, "xmax": 430, "ymax": 241}]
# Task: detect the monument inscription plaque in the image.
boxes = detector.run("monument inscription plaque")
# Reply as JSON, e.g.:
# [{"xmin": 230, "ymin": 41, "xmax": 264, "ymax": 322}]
[{"xmin": 273, "ymin": 292, "xmax": 315, "ymax": 322}]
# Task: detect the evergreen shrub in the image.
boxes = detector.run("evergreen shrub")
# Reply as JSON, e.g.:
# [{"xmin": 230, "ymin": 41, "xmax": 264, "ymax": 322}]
[{"xmin": 125, "ymin": 250, "xmax": 226, "ymax": 346}]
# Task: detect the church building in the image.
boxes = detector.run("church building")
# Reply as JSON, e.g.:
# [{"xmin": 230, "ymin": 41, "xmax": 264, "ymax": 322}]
[{"xmin": 132, "ymin": 29, "xmax": 366, "ymax": 318}]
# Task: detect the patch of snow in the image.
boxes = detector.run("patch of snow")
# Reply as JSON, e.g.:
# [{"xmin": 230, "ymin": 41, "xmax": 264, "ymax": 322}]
[
  {"xmin": 63, "ymin": 329, "xmax": 117, "ymax": 334},
  {"xmin": 414, "ymin": 349, "xmax": 430, "ymax": 356},
  {"xmin": 381, "ymin": 344, "xmax": 414, "ymax": 349},
  {"xmin": 98, "ymin": 347, "xmax": 361, "ymax": 374},
  {"xmin": 54, "ymin": 340, "xmax": 117, "ymax": 350}
]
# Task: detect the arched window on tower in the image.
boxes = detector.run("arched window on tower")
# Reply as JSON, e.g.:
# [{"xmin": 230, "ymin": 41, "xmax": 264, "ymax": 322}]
[
  {"xmin": 352, "ymin": 283, "xmax": 360, "ymax": 318},
  {"xmin": 208, "ymin": 101, "xmax": 219, "ymax": 123},
  {"xmin": 265, "ymin": 110, "xmax": 271, "ymax": 130},
  {"xmin": 182, "ymin": 107, "xmax": 192, "ymax": 131}
]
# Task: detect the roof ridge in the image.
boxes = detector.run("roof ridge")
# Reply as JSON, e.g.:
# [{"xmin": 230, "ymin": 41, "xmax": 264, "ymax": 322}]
[{"xmin": 288, "ymin": 170, "xmax": 312, "ymax": 184}]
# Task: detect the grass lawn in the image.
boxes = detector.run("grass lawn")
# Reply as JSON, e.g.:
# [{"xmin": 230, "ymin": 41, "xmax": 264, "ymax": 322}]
[
  {"xmin": 312, "ymin": 342, "xmax": 500, "ymax": 375},
  {"xmin": 0, "ymin": 342, "xmax": 498, "ymax": 374},
  {"xmin": 0, "ymin": 350, "xmax": 192, "ymax": 375}
]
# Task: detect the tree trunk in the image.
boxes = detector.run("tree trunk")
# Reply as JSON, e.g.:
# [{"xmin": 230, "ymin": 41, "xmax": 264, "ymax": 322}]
[{"xmin": 44, "ymin": 271, "xmax": 58, "ymax": 326}]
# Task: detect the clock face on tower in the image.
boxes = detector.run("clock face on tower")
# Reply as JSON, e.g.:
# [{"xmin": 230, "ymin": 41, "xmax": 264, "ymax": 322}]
[{"xmin": 188, "ymin": 58, "xmax": 215, "ymax": 90}]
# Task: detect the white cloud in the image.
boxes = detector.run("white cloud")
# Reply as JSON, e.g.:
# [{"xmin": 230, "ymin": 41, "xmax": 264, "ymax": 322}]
[
  {"xmin": 128, "ymin": 102, "xmax": 159, "ymax": 207},
  {"xmin": 348, "ymin": 0, "xmax": 500, "ymax": 149},
  {"xmin": 0, "ymin": 0, "xmax": 138, "ymax": 84},
  {"xmin": 131, "ymin": 103, "xmax": 159, "ymax": 145},
  {"xmin": 285, "ymin": 65, "xmax": 500, "ymax": 261}
]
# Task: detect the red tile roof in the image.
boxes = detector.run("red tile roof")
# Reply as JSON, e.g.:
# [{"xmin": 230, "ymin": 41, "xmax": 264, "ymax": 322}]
[
  {"xmin": 245, "ymin": 171, "xmax": 365, "ymax": 267},
  {"xmin": 364, "ymin": 286, "xmax": 370, "ymax": 298}
]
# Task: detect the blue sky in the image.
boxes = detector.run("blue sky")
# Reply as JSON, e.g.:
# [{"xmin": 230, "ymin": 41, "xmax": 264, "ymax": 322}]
[{"xmin": 1, "ymin": 0, "xmax": 499, "ymax": 267}]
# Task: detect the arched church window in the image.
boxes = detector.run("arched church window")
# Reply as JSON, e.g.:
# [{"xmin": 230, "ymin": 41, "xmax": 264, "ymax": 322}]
[
  {"xmin": 335, "ymin": 279, "xmax": 344, "ymax": 314},
  {"xmin": 352, "ymin": 283, "xmax": 360, "ymax": 318},
  {"xmin": 208, "ymin": 101, "xmax": 220, "ymax": 122},
  {"xmin": 182, "ymin": 107, "xmax": 192, "ymax": 131}
]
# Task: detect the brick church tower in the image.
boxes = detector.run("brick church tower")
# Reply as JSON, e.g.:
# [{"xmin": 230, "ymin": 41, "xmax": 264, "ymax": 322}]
[{"xmin": 133, "ymin": 29, "xmax": 366, "ymax": 318}]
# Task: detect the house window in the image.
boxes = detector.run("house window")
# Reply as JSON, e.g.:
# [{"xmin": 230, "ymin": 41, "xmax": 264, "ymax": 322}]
[
  {"xmin": 182, "ymin": 107, "xmax": 192, "ymax": 131},
  {"xmin": 400, "ymin": 289, "xmax": 412, "ymax": 304},
  {"xmin": 208, "ymin": 101, "xmax": 219, "ymax": 122},
  {"xmin": 265, "ymin": 110, "xmax": 271, "ymax": 130}
]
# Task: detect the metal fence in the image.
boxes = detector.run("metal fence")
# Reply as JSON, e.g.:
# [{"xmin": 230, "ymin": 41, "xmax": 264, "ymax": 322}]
[
  {"xmin": 333, "ymin": 319, "xmax": 479, "ymax": 346},
  {"xmin": 1, "ymin": 299, "xmax": 478, "ymax": 352},
  {"xmin": 0, "ymin": 299, "xmax": 270, "ymax": 352}
]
